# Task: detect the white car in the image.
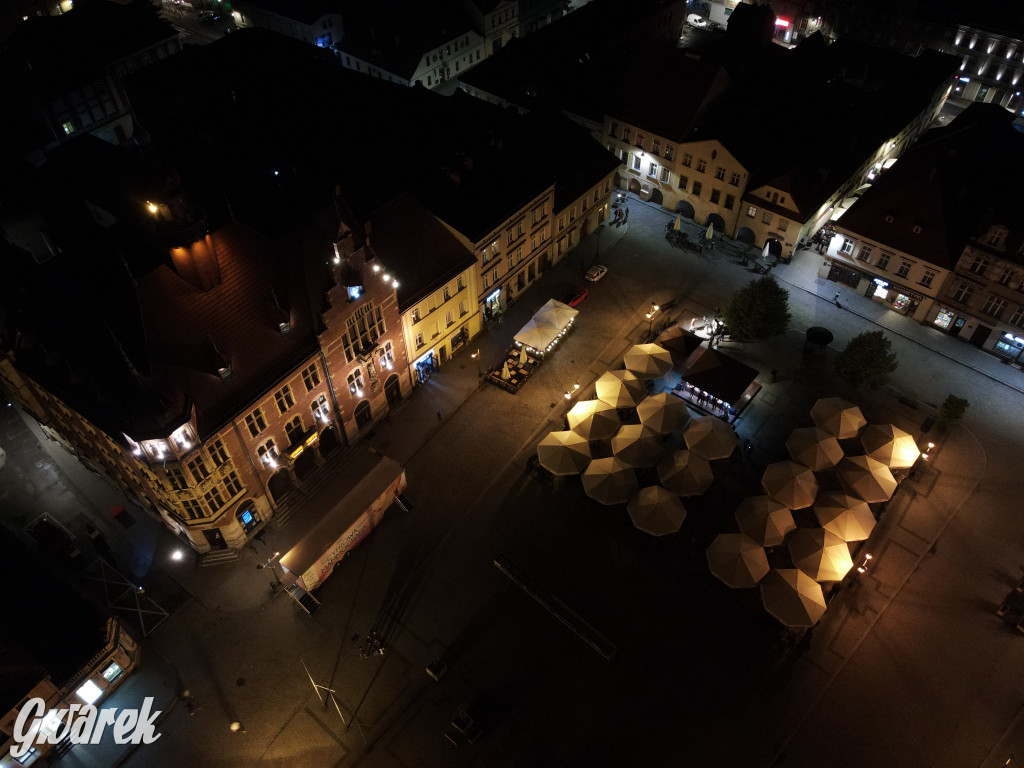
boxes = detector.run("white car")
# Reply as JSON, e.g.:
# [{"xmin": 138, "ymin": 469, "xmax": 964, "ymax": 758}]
[
  {"xmin": 686, "ymin": 14, "xmax": 708, "ymax": 29},
  {"xmin": 585, "ymin": 264, "xmax": 608, "ymax": 282}
]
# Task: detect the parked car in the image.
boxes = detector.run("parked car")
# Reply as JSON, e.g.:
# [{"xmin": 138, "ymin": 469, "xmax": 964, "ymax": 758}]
[
  {"xmin": 560, "ymin": 286, "xmax": 589, "ymax": 307},
  {"xmin": 584, "ymin": 265, "xmax": 608, "ymax": 283},
  {"xmin": 686, "ymin": 13, "xmax": 708, "ymax": 28}
]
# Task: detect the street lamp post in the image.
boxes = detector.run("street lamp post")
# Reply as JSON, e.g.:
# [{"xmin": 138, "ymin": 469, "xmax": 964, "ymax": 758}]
[
  {"xmin": 257, "ymin": 551, "xmax": 284, "ymax": 588},
  {"xmin": 645, "ymin": 303, "xmax": 660, "ymax": 343},
  {"xmin": 470, "ymin": 349, "xmax": 481, "ymax": 377},
  {"xmin": 564, "ymin": 383, "xmax": 581, "ymax": 400}
]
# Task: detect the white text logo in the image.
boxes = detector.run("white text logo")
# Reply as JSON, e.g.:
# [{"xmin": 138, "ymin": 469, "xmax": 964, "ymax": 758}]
[{"xmin": 11, "ymin": 697, "xmax": 161, "ymax": 758}]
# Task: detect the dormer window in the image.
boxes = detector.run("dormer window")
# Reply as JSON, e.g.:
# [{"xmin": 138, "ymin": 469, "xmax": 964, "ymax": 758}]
[
  {"xmin": 171, "ymin": 423, "xmax": 195, "ymax": 451},
  {"xmin": 278, "ymin": 321, "xmax": 292, "ymax": 335},
  {"xmin": 217, "ymin": 364, "xmax": 233, "ymax": 379},
  {"xmin": 986, "ymin": 228, "xmax": 1006, "ymax": 248},
  {"xmin": 347, "ymin": 286, "xmax": 362, "ymax": 302}
]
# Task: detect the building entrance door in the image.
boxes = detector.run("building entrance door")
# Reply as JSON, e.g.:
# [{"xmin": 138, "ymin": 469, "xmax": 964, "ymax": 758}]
[
  {"xmin": 969, "ymin": 323, "xmax": 992, "ymax": 348},
  {"xmin": 204, "ymin": 529, "xmax": 227, "ymax": 550}
]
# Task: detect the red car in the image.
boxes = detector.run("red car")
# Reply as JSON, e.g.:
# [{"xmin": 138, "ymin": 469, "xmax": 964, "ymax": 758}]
[{"xmin": 561, "ymin": 286, "xmax": 589, "ymax": 307}]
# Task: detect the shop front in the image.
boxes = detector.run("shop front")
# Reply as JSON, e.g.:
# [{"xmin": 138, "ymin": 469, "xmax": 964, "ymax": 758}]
[
  {"xmin": 994, "ymin": 332, "xmax": 1024, "ymax": 364},
  {"xmin": 931, "ymin": 306, "xmax": 968, "ymax": 337},
  {"xmin": 414, "ymin": 350, "xmax": 436, "ymax": 384},
  {"xmin": 866, "ymin": 277, "xmax": 922, "ymax": 317},
  {"xmin": 483, "ymin": 288, "xmax": 502, "ymax": 323}
]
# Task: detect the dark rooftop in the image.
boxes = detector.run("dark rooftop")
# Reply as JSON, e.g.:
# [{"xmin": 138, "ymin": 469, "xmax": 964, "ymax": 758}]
[
  {"xmin": 234, "ymin": 0, "xmax": 342, "ymax": 25},
  {"xmin": 2, "ymin": 0, "xmax": 177, "ymax": 97},
  {"xmin": 334, "ymin": 0, "xmax": 474, "ymax": 81},
  {"xmin": 836, "ymin": 103, "xmax": 1024, "ymax": 270},
  {"xmin": 0, "ymin": 527, "xmax": 111, "ymax": 710},
  {"xmin": 366, "ymin": 195, "xmax": 477, "ymax": 313}
]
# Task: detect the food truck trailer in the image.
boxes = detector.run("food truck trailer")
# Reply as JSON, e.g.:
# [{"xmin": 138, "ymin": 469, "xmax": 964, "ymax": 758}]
[{"xmin": 279, "ymin": 448, "xmax": 407, "ymax": 610}]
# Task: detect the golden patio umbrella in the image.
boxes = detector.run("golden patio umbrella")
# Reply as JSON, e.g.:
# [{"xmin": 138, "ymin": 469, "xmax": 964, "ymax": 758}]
[
  {"xmin": 761, "ymin": 460, "xmax": 819, "ymax": 510},
  {"xmin": 627, "ymin": 486, "xmax": 687, "ymax": 536},
  {"xmin": 567, "ymin": 399, "xmax": 620, "ymax": 440},
  {"xmin": 582, "ymin": 457, "xmax": 639, "ymax": 506},
  {"xmin": 814, "ymin": 492, "xmax": 876, "ymax": 542},
  {"xmin": 683, "ymin": 416, "xmax": 737, "ymax": 460},
  {"xmin": 789, "ymin": 528, "xmax": 854, "ymax": 582},
  {"xmin": 611, "ymin": 424, "xmax": 663, "ymax": 467},
  {"xmin": 860, "ymin": 424, "xmax": 921, "ymax": 469},
  {"xmin": 785, "ymin": 426, "xmax": 844, "ymax": 471},
  {"xmin": 656, "ymin": 449, "xmax": 713, "ymax": 497},
  {"xmin": 623, "ymin": 344, "xmax": 674, "ymax": 378},
  {"xmin": 760, "ymin": 569, "xmax": 827, "ymax": 627},
  {"xmin": 837, "ymin": 455, "xmax": 897, "ymax": 503},
  {"xmin": 706, "ymin": 533, "xmax": 770, "ymax": 588},
  {"xmin": 810, "ymin": 397, "xmax": 866, "ymax": 439},
  {"xmin": 536, "ymin": 431, "xmax": 591, "ymax": 476},
  {"xmin": 519, "ymin": 345, "xmax": 528, "ymax": 365},
  {"xmin": 636, "ymin": 392, "xmax": 692, "ymax": 434},
  {"xmin": 595, "ymin": 369, "xmax": 646, "ymax": 408},
  {"xmin": 735, "ymin": 495, "xmax": 796, "ymax": 547}
]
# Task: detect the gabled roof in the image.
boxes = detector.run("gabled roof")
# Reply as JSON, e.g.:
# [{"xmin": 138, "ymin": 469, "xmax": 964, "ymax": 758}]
[
  {"xmin": 606, "ymin": 48, "xmax": 731, "ymax": 143},
  {"xmin": 510, "ymin": 109, "xmax": 621, "ymax": 211},
  {"xmin": 136, "ymin": 223, "xmax": 323, "ymax": 438},
  {"xmin": 2, "ymin": 0, "xmax": 177, "ymax": 96},
  {"xmin": 334, "ymin": 0, "xmax": 474, "ymax": 81},
  {"xmin": 836, "ymin": 103, "xmax": 1024, "ymax": 270},
  {"xmin": 459, "ymin": 0, "xmax": 686, "ymax": 120},
  {"xmin": 234, "ymin": 0, "xmax": 342, "ymax": 25},
  {"xmin": 366, "ymin": 195, "xmax": 477, "ymax": 312}
]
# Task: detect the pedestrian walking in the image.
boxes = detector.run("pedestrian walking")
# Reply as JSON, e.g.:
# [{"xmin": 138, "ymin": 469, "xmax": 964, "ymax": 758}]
[
  {"xmin": 834, "ymin": 291, "xmax": 841, "ymax": 305},
  {"xmin": 436, "ymin": 411, "xmax": 443, "ymax": 422},
  {"xmin": 623, "ymin": 207, "xmax": 630, "ymax": 222},
  {"xmin": 689, "ymin": 317, "xmax": 696, "ymax": 331}
]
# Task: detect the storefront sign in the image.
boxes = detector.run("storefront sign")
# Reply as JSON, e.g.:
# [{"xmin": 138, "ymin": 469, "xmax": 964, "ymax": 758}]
[
  {"xmin": 12, "ymin": 698, "xmax": 162, "ymax": 758},
  {"xmin": 873, "ymin": 278, "xmax": 889, "ymax": 287}
]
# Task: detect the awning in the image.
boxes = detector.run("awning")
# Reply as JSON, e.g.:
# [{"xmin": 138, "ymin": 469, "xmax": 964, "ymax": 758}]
[{"xmin": 514, "ymin": 299, "xmax": 578, "ymax": 353}]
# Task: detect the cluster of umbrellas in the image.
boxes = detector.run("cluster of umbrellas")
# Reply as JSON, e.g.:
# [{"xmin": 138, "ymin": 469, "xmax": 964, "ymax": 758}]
[
  {"xmin": 538, "ymin": 369, "xmax": 924, "ymax": 630},
  {"xmin": 703, "ymin": 396, "xmax": 924, "ymax": 628},
  {"xmin": 536, "ymin": 343, "xmax": 740, "ymax": 537}
]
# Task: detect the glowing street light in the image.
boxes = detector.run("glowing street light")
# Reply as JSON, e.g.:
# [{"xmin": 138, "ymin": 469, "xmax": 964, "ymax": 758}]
[
  {"xmin": 645, "ymin": 302, "xmax": 660, "ymax": 342},
  {"xmin": 470, "ymin": 349, "xmax": 481, "ymax": 376},
  {"xmin": 564, "ymin": 383, "xmax": 581, "ymax": 400}
]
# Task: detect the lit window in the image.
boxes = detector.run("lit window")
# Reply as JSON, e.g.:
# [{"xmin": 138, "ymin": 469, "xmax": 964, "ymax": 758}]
[
  {"xmin": 747, "ymin": 206, "xmax": 757, "ymax": 218},
  {"xmin": 76, "ymin": 680, "xmax": 103, "ymax": 705},
  {"xmin": 347, "ymin": 369, "xmax": 365, "ymax": 395},
  {"xmin": 62, "ymin": 121, "xmax": 75, "ymax": 135},
  {"xmin": 102, "ymin": 662, "xmax": 124, "ymax": 683}
]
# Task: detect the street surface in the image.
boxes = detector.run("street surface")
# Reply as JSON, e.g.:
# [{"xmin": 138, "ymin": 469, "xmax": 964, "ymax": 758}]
[{"xmin": 2, "ymin": 195, "xmax": 1023, "ymax": 767}]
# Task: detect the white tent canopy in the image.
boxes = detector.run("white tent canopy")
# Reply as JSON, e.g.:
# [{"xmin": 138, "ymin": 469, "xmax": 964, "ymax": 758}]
[{"xmin": 514, "ymin": 300, "xmax": 579, "ymax": 353}]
